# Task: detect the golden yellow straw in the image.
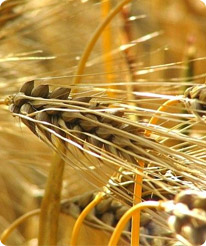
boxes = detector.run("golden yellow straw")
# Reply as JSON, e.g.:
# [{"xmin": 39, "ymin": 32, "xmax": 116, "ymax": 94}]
[
  {"xmin": 131, "ymin": 160, "xmax": 144, "ymax": 246},
  {"xmin": 0, "ymin": 209, "xmax": 40, "ymax": 244},
  {"xmin": 70, "ymin": 192, "xmax": 105, "ymax": 246},
  {"xmin": 101, "ymin": 0, "xmax": 116, "ymax": 97},
  {"xmin": 108, "ymin": 201, "xmax": 162, "ymax": 246},
  {"xmin": 144, "ymin": 99, "xmax": 180, "ymax": 137}
]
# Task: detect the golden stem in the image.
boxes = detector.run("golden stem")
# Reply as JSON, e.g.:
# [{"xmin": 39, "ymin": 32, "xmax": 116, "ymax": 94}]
[
  {"xmin": 144, "ymin": 99, "xmax": 180, "ymax": 137},
  {"xmin": 70, "ymin": 192, "xmax": 105, "ymax": 246},
  {"xmin": 108, "ymin": 201, "xmax": 162, "ymax": 246},
  {"xmin": 38, "ymin": 142, "xmax": 65, "ymax": 246},
  {"xmin": 0, "ymin": 209, "xmax": 40, "ymax": 244},
  {"xmin": 129, "ymin": 99, "xmax": 180, "ymax": 245},
  {"xmin": 101, "ymin": 0, "xmax": 116, "ymax": 97},
  {"xmin": 131, "ymin": 160, "xmax": 144, "ymax": 246},
  {"xmin": 72, "ymin": 0, "xmax": 132, "ymax": 86}
]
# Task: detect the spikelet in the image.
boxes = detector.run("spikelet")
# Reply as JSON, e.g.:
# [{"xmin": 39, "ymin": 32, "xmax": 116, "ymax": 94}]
[
  {"xmin": 6, "ymin": 81, "xmax": 206, "ymax": 205},
  {"xmin": 184, "ymin": 85, "xmax": 206, "ymax": 121},
  {"xmin": 8, "ymin": 81, "xmax": 149, "ymax": 192}
]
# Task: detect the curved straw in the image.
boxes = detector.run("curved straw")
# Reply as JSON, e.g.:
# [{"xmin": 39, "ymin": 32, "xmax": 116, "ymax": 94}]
[
  {"xmin": 70, "ymin": 192, "xmax": 105, "ymax": 246},
  {"xmin": 0, "ymin": 209, "xmax": 40, "ymax": 244},
  {"xmin": 144, "ymin": 99, "xmax": 180, "ymax": 137},
  {"xmin": 72, "ymin": 0, "xmax": 132, "ymax": 86},
  {"xmin": 108, "ymin": 201, "xmax": 162, "ymax": 246}
]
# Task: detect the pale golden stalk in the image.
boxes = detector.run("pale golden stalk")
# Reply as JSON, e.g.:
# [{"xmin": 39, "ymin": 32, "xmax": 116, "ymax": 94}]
[{"xmin": 38, "ymin": 142, "xmax": 65, "ymax": 245}]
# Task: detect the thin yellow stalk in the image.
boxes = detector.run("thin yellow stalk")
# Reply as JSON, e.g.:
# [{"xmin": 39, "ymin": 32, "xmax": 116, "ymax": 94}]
[
  {"xmin": 101, "ymin": 0, "xmax": 116, "ymax": 98},
  {"xmin": 38, "ymin": 142, "xmax": 65, "ymax": 245},
  {"xmin": 128, "ymin": 99, "xmax": 180, "ymax": 246},
  {"xmin": 130, "ymin": 99, "xmax": 180, "ymax": 245},
  {"xmin": 0, "ymin": 209, "xmax": 40, "ymax": 244},
  {"xmin": 70, "ymin": 192, "xmax": 105, "ymax": 246},
  {"xmin": 70, "ymin": 2, "xmax": 134, "ymax": 244},
  {"xmin": 120, "ymin": 5, "xmax": 142, "ymax": 244},
  {"xmin": 108, "ymin": 201, "xmax": 162, "ymax": 246},
  {"xmin": 144, "ymin": 99, "xmax": 180, "ymax": 137},
  {"xmin": 120, "ymin": 9, "xmax": 143, "ymax": 244},
  {"xmin": 131, "ymin": 160, "xmax": 144, "ymax": 246},
  {"xmin": 72, "ymin": 0, "xmax": 132, "ymax": 86}
]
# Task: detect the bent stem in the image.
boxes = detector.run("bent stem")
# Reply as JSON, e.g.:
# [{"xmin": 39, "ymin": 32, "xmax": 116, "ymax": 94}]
[
  {"xmin": 72, "ymin": 0, "xmax": 132, "ymax": 86},
  {"xmin": 108, "ymin": 201, "xmax": 162, "ymax": 246},
  {"xmin": 38, "ymin": 142, "xmax": 65, "ymax": 246},
  {"xmin": 70, "ymin": 192, "xmax": 105, "ymax": 246},
  {"xmin": 144, "ymin": 99, "xmax": 180, "ymax": 137},
  {"xmin": 0, "ymin": 209, "xmax": 40, "ymax": 244},
  {"xmin": 131, "ymin": 160, "xmax": 144, "ymax": 246}
]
